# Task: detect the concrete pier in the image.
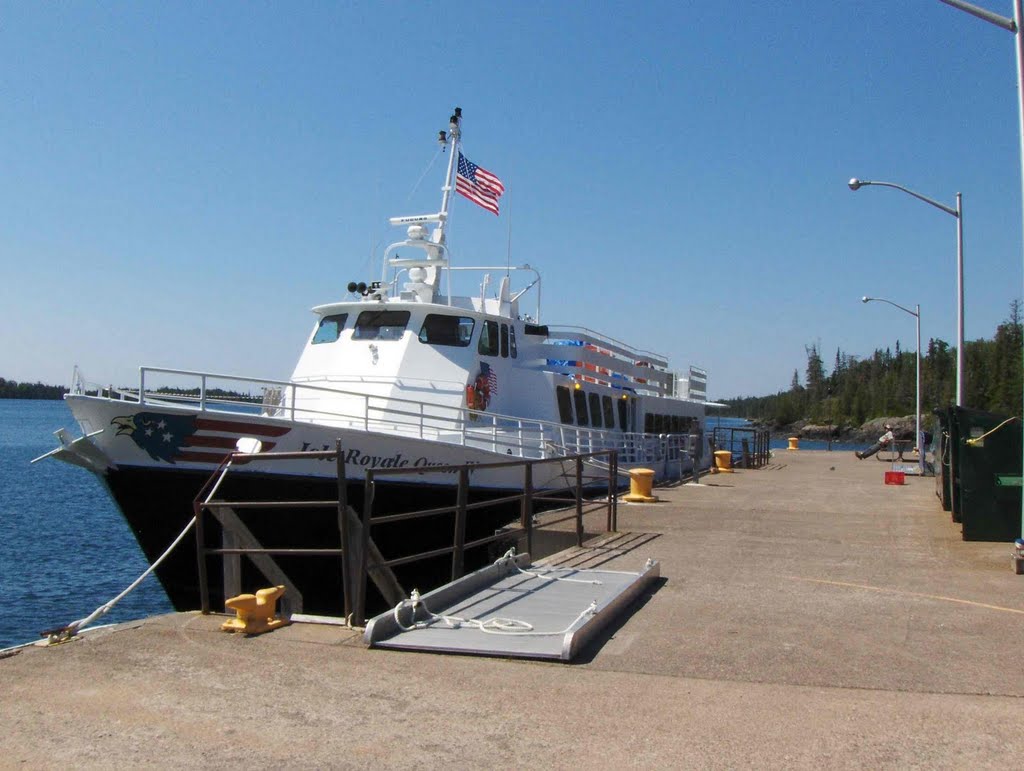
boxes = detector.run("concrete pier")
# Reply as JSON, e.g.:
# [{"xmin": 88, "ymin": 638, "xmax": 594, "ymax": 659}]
[{"xmin": 3, "ymin": 450, "xmax": 1022, "ymax": 768}]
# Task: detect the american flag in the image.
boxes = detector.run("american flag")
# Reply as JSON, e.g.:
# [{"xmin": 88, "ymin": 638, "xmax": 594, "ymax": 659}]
[
  {"xmin": 456, "ymin": 152, "xmax": 505, "ymax": 215},
  {"xmin": 480, "ymin": 362, "xmax": 498, "ymax": 396}
]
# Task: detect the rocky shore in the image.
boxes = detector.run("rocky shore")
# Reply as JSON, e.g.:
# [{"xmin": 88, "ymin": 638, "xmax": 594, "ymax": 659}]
[{"xmin": 761, "ymin": 415, "xmax": 925, "ymax": 443}]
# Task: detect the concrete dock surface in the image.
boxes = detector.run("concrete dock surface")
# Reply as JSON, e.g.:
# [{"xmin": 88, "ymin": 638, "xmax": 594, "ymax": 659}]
[{"xmin": 3, "ymin": 450, "xmax": 1022, "ymax": 768}]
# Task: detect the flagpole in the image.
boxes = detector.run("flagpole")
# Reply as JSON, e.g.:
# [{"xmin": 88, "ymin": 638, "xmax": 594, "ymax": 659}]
[{"xmin": 437, "ymin": 107, "xmax": 462, "ymax": 244}]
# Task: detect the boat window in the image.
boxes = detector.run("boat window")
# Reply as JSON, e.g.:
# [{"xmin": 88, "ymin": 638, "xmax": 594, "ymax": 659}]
[
  {"xmin": 509, "ymin": 327, "xmax": 517, "ymax": 359},
  {"xmin": 588, "ymin": 393, "xmax": 602, "ymax": 428},
  {"xmin": 500, "ymin": 324, "xmax": 509, "ymax": 358},
  {"xmin": 353, "ymin": 310, "xmax": 411, "ymax": 341},
  {"xmin": 644, "ymin": 414, "xmax": 653, "ymax": 433},
  {"xmin": 573, "ymin": 388, "xmax": 589, "ymax": 426},
  {"xmin": 556, "ymin": 386, "xmax": 573, "ymax": 424},
  {"xmin": 478, "ymin": 320, "xmax": 499, "ymax": 356},
  {"xmin": 418, "ymin": 314, "xmax": 475, "ymax": 347},
  {"xmin": 617, "ymin": 398, "xmax": 628, "ymax": 430},
  {"xmin": 602, "ymin": 395, "xmax": 614, "ymax": 427},
  {"xmin": 311, "ymin": 313, "xmax": 348, "ymax": 345}
]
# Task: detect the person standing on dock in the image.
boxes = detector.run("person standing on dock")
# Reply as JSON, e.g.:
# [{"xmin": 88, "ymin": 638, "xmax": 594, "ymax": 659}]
[{"xmin": 855, "ymin": 424, "xmax": 893, "ymax": 460}]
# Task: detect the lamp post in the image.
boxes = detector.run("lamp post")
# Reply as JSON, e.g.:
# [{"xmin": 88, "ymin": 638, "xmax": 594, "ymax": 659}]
[
  {"xmin": 848, "ymin": 178, "xmax": 964, "ymax": 407},
  {"xmin": 936, "ymin": 0, "xmax": 1024, "ymax": 585},
  {"xmin": 862, "ymin": 296, "xmax": 924, "ymax": 475}
]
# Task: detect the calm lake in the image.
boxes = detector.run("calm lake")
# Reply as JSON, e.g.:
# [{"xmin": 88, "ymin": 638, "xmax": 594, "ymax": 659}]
[{"xmin": 0, "ymin": 400, "xmax": 173, "ymax": 649}]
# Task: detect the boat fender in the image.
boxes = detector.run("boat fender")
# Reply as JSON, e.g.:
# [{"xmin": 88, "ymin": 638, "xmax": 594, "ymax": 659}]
[{"xmin": 466, "ymin": 384, "xmax": 477, "ymax": 410}]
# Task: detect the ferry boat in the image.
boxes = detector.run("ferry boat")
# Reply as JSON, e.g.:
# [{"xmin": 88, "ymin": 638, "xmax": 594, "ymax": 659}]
[{"xmin": 40, "ymin": 108, "xmax": 712, "ymax": 615}]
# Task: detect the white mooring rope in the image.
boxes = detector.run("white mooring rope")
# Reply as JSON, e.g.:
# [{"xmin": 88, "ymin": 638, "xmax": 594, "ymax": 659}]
[
  {"xmin": 48, "ymin": 515, "xmax": 197, "ymax": 644},
  {"xmin": 494, "ymin": 547, "xmax": 604, "ymax": 585},
  {"xmin": 392, "ymin": 589, "xmax": 598, "ymax": 637},
  {"xmin": 390, "ymin": 548, "xmax": 601, "ymax": 637}
]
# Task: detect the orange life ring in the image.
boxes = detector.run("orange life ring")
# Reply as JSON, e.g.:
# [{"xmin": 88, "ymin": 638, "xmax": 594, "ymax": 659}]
[{"xmin": 465, "ymin": 385, "xmax": 477, "ymax": 410}]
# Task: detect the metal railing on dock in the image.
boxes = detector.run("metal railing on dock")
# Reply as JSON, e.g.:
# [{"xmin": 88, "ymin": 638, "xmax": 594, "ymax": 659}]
[
  {"xmin": 193, "ymin": 443, "xmax": 619, "ymax": 626},
  {"xmin": 711, "ymin": 426, "xmax": 771, "ymax": 469}
]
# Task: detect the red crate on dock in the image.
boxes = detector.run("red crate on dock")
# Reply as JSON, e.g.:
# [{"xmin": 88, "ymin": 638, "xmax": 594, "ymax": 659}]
[{"xmin": 884, "ymin": 471, "xmax": 905, "ymax": 486}]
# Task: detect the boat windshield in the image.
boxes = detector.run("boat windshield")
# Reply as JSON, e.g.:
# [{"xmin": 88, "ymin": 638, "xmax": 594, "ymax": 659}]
[
  {"xmin": 353, "ymin": 311, "xmax": 411, "ymax": 341},
  {"xmin": 311, "ymin": 313, "xmax": 348, "ymax": 344},
  {"xmin": 418, "ymin": 314, "xmax": 475, "ymax": 347}
]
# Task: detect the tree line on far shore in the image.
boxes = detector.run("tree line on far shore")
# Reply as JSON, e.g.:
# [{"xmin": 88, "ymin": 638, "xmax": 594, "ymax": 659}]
[
  {"xmin": 0, "ymin": 379, "xmax": 67, "ymax": 400},
  {"xmin": 723, "ymin": 301, "xmax": 1023, "ymax": 429},
  {"xmin": 0, "ymin": 379, "xmax": 261, "ymax": 402}
]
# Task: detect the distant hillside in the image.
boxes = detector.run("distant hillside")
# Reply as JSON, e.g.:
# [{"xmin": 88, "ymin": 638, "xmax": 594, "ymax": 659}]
[{"xmin": 0, "ymin": 378, "xmax": 68, "ymax": 400}]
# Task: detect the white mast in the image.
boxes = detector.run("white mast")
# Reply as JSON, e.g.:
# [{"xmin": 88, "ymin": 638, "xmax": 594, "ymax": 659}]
[
  {"xmin": 435, "ymin": 106, "xmax": 462, "ymax": 244},
  {"xmin": 383, "ymin": 108, "xmax": 465, "ymax": 305}
]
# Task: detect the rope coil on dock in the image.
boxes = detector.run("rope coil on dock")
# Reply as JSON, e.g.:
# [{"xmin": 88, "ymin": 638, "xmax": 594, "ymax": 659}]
[{"xmin": 392, "ymin": 589, "xmax": 598, "ymax": 637}]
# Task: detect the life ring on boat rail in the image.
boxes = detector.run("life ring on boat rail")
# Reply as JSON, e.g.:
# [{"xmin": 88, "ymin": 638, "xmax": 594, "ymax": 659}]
[{"xmin": 466, "ymin": 384, "xmax": 478, "ymax": 410}]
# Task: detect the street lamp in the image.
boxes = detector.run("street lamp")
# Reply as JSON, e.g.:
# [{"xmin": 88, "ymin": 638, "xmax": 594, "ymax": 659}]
[
  {"xmin": 862, "ymin": 295, "xmax": 924, "ymax": 475},
  {"xmin": 848, "ymin": 178, "xmax": 964, "ymax": 407},
  {"xmin": 937, "ymin": 0, "xmax": 1024, "ymax": 579}
]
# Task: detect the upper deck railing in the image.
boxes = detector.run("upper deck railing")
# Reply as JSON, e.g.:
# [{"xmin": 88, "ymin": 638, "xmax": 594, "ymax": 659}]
[
  {"xmin": 539, "ymin": 325, "xmax": 680, "ymax": 397},
  {"xmin": 69, "ymin": 366, "xmax": 696, "ymax": 472}
]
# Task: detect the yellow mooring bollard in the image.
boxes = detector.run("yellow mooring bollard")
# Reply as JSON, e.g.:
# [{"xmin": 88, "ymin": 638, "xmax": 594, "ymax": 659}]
[
  {"xmin": 714, "ymin": 450, "xmax": 734, "ymax": 473},
  {"xmin": 622, "ymin": 468, "xmax": 658, "ymax": 503},
  {"xmin": 221, "ymin": 585, "xmax": 290, "ymax": 635},
  {"xmin": 787, "ymin": 436, "xmax": 800, "ymax": 451}
]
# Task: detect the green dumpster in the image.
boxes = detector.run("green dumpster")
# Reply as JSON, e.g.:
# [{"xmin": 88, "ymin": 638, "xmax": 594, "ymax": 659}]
[{"xmin": 952, "ymin": 407, "xmax": 1022, "ymax": 542}]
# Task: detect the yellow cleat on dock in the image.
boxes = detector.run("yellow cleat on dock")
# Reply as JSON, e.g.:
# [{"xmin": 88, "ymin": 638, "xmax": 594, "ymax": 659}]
[{"xmin": 221, "ymin": 586, "xmax": 290, "ymax": 635}]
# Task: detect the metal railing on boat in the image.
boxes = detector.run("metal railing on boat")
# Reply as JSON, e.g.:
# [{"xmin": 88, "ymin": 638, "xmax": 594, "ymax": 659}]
[{"xmin": 71, "ymin": 365, "xmax": 679, "ymax": 467}]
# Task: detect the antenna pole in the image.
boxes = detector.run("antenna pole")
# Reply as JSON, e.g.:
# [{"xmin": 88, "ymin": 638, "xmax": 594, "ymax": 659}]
[{"xmin": 436, "ymin": 107, "xmax": 462, "ymax": 243}]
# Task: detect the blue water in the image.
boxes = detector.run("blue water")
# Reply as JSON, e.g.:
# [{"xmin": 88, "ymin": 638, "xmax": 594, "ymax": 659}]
[
  {"xmin": 0, "ymin": 400, "xmax": 173, "ymax": 649},
  {"xmin": 707, "ymin": 415, "xmax": 862, "ymax": 453}
]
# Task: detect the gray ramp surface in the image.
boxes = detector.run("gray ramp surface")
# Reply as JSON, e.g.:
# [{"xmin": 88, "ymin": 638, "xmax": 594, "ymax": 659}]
[{"xmin": 363, "ymin": 552, "xmax": 659, "ymax": 660}]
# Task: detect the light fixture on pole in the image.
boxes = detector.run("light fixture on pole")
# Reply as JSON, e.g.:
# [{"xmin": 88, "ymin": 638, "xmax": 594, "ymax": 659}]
[
  {"xmin": 862, "ymin": 295, "xmax": 924, "ymax": 475},
  {"xmin": 848, "ymin": 178, "xmax": 964, "ymax": 407}
]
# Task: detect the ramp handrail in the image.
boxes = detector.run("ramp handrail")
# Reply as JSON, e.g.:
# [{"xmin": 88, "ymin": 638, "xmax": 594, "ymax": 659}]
[
  {"xmin": 191, "ymin": 442, "xmax": 619, "ymax": 626},
  {"xmin": 354, "ymin": 449, "xmax": 619, "ymax": 625}
]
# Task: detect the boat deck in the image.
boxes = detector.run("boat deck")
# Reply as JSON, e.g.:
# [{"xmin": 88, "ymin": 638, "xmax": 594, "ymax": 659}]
[{"xmin": 3, "ymin": 450, "xmax": 1023, "ymax": 767}]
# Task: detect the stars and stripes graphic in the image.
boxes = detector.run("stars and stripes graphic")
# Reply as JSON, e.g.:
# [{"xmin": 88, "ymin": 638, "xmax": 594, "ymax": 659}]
[
  {"xmin": 456, "ymin": 152, "xmax": 505, "ymax": 215},
  {"xmin": 112, "ymin": 411, "xmax": 292, "ymax": 464},
  {"xmin": 480, "ymin": 362, "xmax": 498, "ymax": 396}
]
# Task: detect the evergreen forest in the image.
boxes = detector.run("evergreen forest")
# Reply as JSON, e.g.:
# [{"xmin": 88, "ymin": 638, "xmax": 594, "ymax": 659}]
[
  {"xmin": 724, "ymin": 301, "xmax": 1023, "ymax": 427},
  {"xmin": 0, "ymin": 379, "xmax": 67, "ymax": 400}
]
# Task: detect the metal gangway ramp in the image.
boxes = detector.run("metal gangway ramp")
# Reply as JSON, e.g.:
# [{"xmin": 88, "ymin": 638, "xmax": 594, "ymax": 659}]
[{"xmin": 363, "ymin": 551, "xmax": 660, "ymax": 661}]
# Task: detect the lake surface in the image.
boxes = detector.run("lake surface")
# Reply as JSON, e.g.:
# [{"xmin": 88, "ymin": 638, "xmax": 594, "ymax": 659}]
[{"xmin": 0, "ymin": 400, "xmax": 173, "ymax": 649}]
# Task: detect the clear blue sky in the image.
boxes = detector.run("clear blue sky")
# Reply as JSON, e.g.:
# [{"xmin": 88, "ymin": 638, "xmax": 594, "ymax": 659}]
[{"xmin": 2, "ymin": 1, "xmax": 1022, "ymax": 400}]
